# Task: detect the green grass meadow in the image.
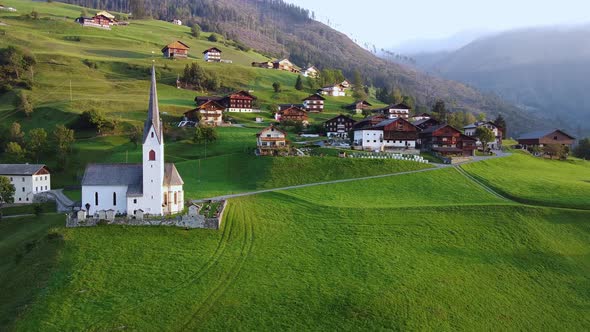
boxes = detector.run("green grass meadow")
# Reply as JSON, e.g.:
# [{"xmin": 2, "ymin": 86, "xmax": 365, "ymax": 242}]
[
  {"xmin": 1, "ymin": 1, "xmax": 590, "ymax": 330},
  {"xmin": 6, "ymin": 163, "xmax": 590, "ymax": 331}
]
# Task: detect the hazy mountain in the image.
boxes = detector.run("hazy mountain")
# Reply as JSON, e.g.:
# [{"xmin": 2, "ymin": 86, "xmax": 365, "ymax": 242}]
[
  {"xmin": 415, "ymin": 25, "xmax": 590, "ymax": 137},
  {"xmin": 390, "ymin": 30, "xmax": 490, "ymax": 54}
]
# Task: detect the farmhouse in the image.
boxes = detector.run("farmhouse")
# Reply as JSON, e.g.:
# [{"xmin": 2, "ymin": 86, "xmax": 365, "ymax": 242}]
[
  {"xmin": 162, "ymin": 41, "xmax": 190, "ymax": 59},
  {"xmin": 256, "ymin": 125, "xmax": 289, "ymax": 156},
  {"xmin": 463, "ymin": 121, "xmax": 503, "ymax": 149},
  {"xmin": 251, "ymin": 61, "xmax": 274, "ymax": 69},
  {"xmin": 81, "ymin": 67, "xmax": 184, "ymax": 216},
  {"xmin": 412, "ymin": 117, "xmax": 440, "ymax": 131},
  {"xmin": 0, "ymin": 164, "xmax": 51, "ymax": 204},
  {"xmin": 203, "ymin": 47, "xmax": 222, "ymax": 62},
  {"xmin": 419, "ymin": 124, "xmax": 477, "ymax": 157},
  {"xmin": 410, "ymin": 112, "xmax": 432, "ymax": 121},
  {"xmin": 353, "ymin": 117, "xmax": 419, "ymax": 152},
  {"xmin": 278, "ymin": 104, "xmax": 304, "ymax": 111},
  {"xmin": 517, "ymin": 129, "xmax": 575, "ymax": 150},
  {"xmin": 374, "ymin": 102, "xmax": 411, "ymax": 119},
  {"xmin": 184, "ymin": 99, "xmax": 225, "ymax": 126},
  {"xmin": 302, "ymin": 93, "xmax": 325, "ymax": 112},
  {"xmin": 318, "ymin": 84, "xmax": 346, "ymax": 97},
  {"xmin": 172, "ymin": 19, "xmax": 182, "ymax": 25},
  {"xmin": 195, "ymin": 91, "xmax": 258, "ymax": 113},
  {"xmin": 301, "ymin": 66, "xmax": 319, "ymax": 78},
  {"xmin": 75, "ymin": 13, "xmax": 113, "ymax": 29},
  {"xmin": 275, "ymin": 106, "xmax": 308, "ymax": 124},
  {"xmin": 324, "ymin": 114, "xmax": 356, "ymax": 139},
  {"xmin": 345, "ymin": 100, "xmax": 372, "ymax": 114},
  {"xmin": 273, "ymin": 59, "xmax": 300, "ymax": 73}
]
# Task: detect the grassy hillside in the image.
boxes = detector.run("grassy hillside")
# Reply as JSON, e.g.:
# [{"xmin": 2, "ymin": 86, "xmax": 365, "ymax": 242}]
[
  {"xmin": 461, "ymin": 154, "xmax": 590, "ymax": 209},
  {"xmin": 0, "ymin": 0, "xmax": 392, "ymax": 191},
  {"xmin": 6, "ymin": 161, "xmax": 590, "ymax": 330}
]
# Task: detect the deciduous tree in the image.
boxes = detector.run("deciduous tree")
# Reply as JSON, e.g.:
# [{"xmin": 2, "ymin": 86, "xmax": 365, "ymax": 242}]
[
  {"xmin": 27, "ymin": 128, "xmax": 47, "ymax": 162},
  {"xmin": 294, "ymin": 75, "xmax": 303, "ymax": 91},
  {"xmin": 9, "ymin": 122, "xmax": 24, "ymax": 144},
  {"xmin": 17, "ymin": 91, "xmax": 33, "ymax": 118},
  {"xmin": 272, "ymin": 82, "xmax": 281, "ymax": 93},
  {"xmin": 0, "ymin": 176, "xmax": 15, "ymax": 218},
  {"xmin": 54, "ymin": 124, "xmax": 75, "ymax": 164},
  {"xmin": 5, "ymin": 142, "xmax": 25, "ymax": 163},
  {"xmin": 573, "ymin": 138, "xmax": 590, "ymax": 159},
  {"xmin": 475, "ymin": 127, "xmax": 495, "ymax": 151}
]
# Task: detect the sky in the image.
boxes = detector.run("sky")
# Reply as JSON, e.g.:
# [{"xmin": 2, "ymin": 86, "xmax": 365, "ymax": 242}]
[{"xmin": 287, "ymin": 0, "xmax": 590, "ymax": 52}]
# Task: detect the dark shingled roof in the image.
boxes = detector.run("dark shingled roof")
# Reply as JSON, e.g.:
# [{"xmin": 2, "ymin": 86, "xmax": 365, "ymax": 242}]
[
  {"xmin": 143, "ymin": 66, "xmax": 163, "ymax": 144},
  {"xmin": 0, "ymin": 164, "xmax": 48, "ymax": 175},
  {"xmin": 82, "ymin": 164, "xmax": 142, "ymax": 187},
  {"xmin": 518, "ymin": 129, "xmax": 576, "ymax": 140}
]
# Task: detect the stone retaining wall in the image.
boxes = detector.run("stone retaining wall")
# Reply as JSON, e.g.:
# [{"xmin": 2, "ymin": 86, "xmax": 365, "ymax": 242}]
[{"xmin": 66, "ymin": 201, "xmax": 227, "ymax": 230}]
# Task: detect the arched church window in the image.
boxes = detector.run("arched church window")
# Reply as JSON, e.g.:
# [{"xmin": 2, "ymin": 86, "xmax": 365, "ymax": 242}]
[
  {"xmin": 149, "ymin": 150, "xmax": 156, "ymax": 161},
  {"xmin": 151, "ymin": 132, "xmax": 154, "ymax": 138},
  {"xmin": 113, "ymin": 192, "xmax": 117, "ymax": 206},
  {"xmin": 95, "ymin": 192, "xmax": 99, "ymax": 206}
]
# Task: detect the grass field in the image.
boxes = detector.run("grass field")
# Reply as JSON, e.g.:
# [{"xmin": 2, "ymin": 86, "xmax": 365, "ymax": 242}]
[
  {"xmin": 461, "ymin": 154, "xmax": 590, "ymax": 209},
  {"xmin": 4, "ymin": 158, "xmax": 590, "ymax": 330}
]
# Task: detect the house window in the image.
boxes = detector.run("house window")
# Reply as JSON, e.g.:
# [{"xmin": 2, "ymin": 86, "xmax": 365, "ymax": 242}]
[
  {"xmin": 174, "ymin": 192, "xmax": 178, "ymax": 204},
  {"xmin": 22, "ymin": 177, "xmax": 25, "ymax": 182},
  {"xmin": 45, "ymin": 176, "xmax": 47, "ymax": 180},
  {"xmin": 149, "ymin": 150, "xmax": 156, "ymax": 161},
  {"xmin": 164, "ymin": 193, "xmax": 168, "ymax": 205},
  {"xmin": 554, "ymin": 136, "xmax": 558, "ymax": 140},
  {"xmin": 22, "ymin": 187, "xmax": 25, "ymax": 192},
  {"xmin": 10, "ymin": 177, "xmax": 12, "ymax": 181},
  {"xmin": 133, "ymin": 199, "xmax": 137, "ymax": 204},
  {"xmin": 95, "ymin": 192, "xmax": 99, "ymax": 206},
  {"xmin": 151, "ymin": 132, "xmax": 154, "ymax": 138},
  {"xmin": 45, "ymin": 186, "xmax": 47, "ymax": 190},
  {"xmin": 113, "ymin": 192, "xmax": 117, "ymax": 206}
]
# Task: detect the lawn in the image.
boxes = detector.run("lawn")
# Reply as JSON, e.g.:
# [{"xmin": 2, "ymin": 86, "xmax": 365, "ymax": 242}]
[
  {"xmin": 461, "ymin": 154, "xmax": 590, "ymax": 209},
  {"xmin": 8, "ymin": 169, "xmax": 590, "ymax": 331},
  {"xmin": 177, "ymin": 154, "xmax": 433, "ymax": 199}
]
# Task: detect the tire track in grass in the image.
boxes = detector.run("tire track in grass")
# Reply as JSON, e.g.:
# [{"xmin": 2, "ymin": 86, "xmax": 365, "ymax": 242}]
[
  {"xmin": 180, "ymin": 201, "xmax": 255, "ymax": 331},
  {"xmin": 85, "ymin": 206, "xmax": 237, "ymax": 330},
  {"xmin": 453, "ymin": 166, "xmax": 511, "ymax": 201}
]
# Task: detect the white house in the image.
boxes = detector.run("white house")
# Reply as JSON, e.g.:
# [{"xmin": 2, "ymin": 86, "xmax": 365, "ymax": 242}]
[
  {"xmin": 0, "ymin": 164, "xmax": 51, "ymax": 204},
  {"xmin": 318, "ymin": 84, "xmax": 346, "ymax": 97},
  {"xmin": 203, "ymin": 47, "xmax": 222, "ymax": 62},
  {"xmin": 463, "ymin": 121, "xmax": 503, "ymax": 149},
  {"xmin": 81, "ymin": 66, "xmax": 184, "ymax": 216},
  {"xmin": 172, "ymin": 19, "xmax": 182, "ymax": 25},
  {"xmin": 302, "ymin": 93, "xmax": 325, "ymax": 112},
  {"xmin": 353, "ymin": 118, "xmax": 419, "ymax": 152},
  {"xmin": 301, "ymin": 66, "xmax": 319, "ymax": 78}
]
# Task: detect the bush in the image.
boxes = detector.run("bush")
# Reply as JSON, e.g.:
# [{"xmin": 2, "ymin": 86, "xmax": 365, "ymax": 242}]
[
  {"xmin": 207, "ymin": 34, "xmax": 219, "ymax": 42},
  {"xmin": 181, "ymin": 62, "xmax": 220, "ymax": 91},
  {"xmin": 64, "ymin": 36, "xmax": 81, "ymax": 42},
  {"xmin": 82, "ymin": 59, "xmax": 97, "ymax": 69}
]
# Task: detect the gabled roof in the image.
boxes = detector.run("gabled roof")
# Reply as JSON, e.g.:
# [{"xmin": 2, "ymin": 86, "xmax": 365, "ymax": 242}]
[
  {"xmin": 96, "ymin": 10, "xmax": 114, "ymax": 19},
  {"xmin": 256, "ymin": 125, "xmax": 287, "ymax": 137},
  {"xmin": 420, "ymin": 124, "xmax": 455, "ymax": 134},
  {"xmin": 0, "ymin": 164, "xmax": 48, "ymax": 175},
  {"xmin": 302, "ymin": 93, "xmax": 325, "ymax": 101},
  {"xmin": 195, "ymin": 96, "xmax": 223, "ymax": 104},
  {"xmin": 388, "ymin": 102, "xmax": 411, "ymax": 110},
  {"xmin": 412, "ymin": 118, "xmax": 439, "ymax": 127},
  {"xmin": 279, "ymin": 106, "xmax": 307, "ymax": 115},
  {"xmin": 325, "ymin": 114, "xmax": 356, "ymax": 124},
  {"xmin": 162, "ymin": 41, "xmax": 190, "ymax": 51},
  {"xmin": 227, "ymin": 90, "xmax": 256, "ymax": 100},
  {"xmin": 303, "ymin": 66, "xmax": 318, "ymax": 72},
  {"xmin": 195, "ymin": 99, "xmax": 225, "ymax": 110},
  {"xmin": 82, "ymin": 164, "xmax": 142, "ymax": 187},
  {"xmin": 518, "ymin": 129, "xmax": 576, "ymax": 140},
  {"xmin": 143, "ymin": 66, "xmax": 162, "ymax": 144},
  {"xmin": 164, "ymin": 163, "xmax": 184, "ymax": 186},
  {"xmin": 203, "ymin": 47, "xmax": 222, "ymax": 54}
]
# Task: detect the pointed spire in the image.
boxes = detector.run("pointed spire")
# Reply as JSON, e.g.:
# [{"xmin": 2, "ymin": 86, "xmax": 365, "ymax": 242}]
[{"xmin": 144, "ymin": 64, "xmax": 162, "ymax": 143}]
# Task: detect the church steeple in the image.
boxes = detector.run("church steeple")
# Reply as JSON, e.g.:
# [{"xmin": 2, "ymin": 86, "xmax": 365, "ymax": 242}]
[{"xmin": 143, "ymin": 65, "xmax": 162, "ymax": 143}]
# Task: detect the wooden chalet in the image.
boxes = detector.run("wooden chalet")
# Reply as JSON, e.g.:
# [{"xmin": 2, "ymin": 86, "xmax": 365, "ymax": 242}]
[
  {"xmin": 184, "ymin": 100, "xmax": 225, "ymax": 126},
  {"xmin": 302, "ymin": 94, "xmax": 325, "ymax": 112},
  {"xmin": 251, "ymin": 61, "xmax": 274, "ymax": 69},
  {"xmin": 345, "ymin": 100, "xmax": 372, "ymax": 114},
  {"xmin": 162, "ymin": 41, "xmax": 190, "ymax": 59},
  {"xmin": 203, "ymin": 47, "xmax": 222, "ymax": 62},
  {"xmin": 194, "ymin": 91, "xmax": 258, "ymax": 113},
  {"xmin": 374, "ymin": 102, "xmax": 411, "ymax": 119},
  {"xmin": 318, "ymin": 84, "xmax": 346, "ymax": 97},
  {"xmin": 418, "ymin": 124, "xmax": 477, "ymax": 157},
  {"xmin": 352, "ymin": 114, "xmax": 388, "ymax": 130},
  {"xmin": 276, "ymin": 106, "xmax": 308, "ymax": 124},
  {"xmin": 278, "ymin": 104, "xmax": 304, "ymax": 111},
  {"xmin": 412, "ymin": 117, "xmax": 440, "ymax": 131},
  {"xmin": 517, "ymin": 129, "xmax": 575, "ymax": 149},
  {"xmin": 324, "ymin": 114, "xmax": 356, "ymax": 139},
  {"xmin": 256, "ymin": 126, "xmax": 289, "ymax": 156},
  {"xmin": 273, "ymin": 59, "xmax": 300, "ymax": 73},
  {"xmin": 75, "ymin": 13, "xmax": 113, "ymax": 29}
]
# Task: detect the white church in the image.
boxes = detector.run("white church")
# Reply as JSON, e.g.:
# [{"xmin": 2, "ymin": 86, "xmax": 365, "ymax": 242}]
[{"xmin": 81, "ymin": 66, "xmax": 184, "ymax": 216}]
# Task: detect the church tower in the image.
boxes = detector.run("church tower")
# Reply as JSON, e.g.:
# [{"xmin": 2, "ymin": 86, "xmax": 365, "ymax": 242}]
[{"xmin": 142, "ymin": 65, "xmax": 164, "ymax": 215}]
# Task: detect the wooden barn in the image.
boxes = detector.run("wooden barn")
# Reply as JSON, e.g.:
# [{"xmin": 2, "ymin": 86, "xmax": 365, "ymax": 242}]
[{"xmin": 162, "ymin": 41, "xmax": 190, "ymax": 59}]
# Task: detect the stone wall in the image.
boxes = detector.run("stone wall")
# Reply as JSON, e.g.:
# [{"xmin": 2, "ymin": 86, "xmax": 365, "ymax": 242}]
[{"xmin": 66, "ymin": 201, "xmax": 227, "ymax": 230}]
